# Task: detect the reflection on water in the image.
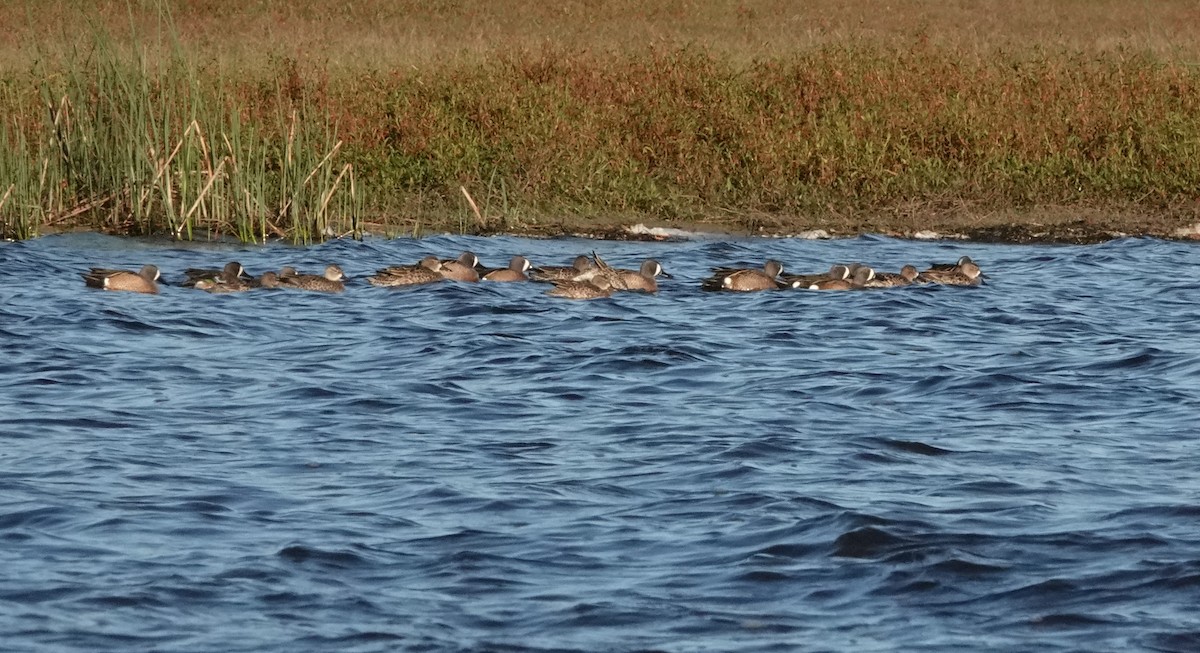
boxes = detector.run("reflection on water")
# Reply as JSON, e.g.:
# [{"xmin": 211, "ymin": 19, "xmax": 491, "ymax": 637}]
[{"xmin": 2, "ymin": 233, "xmax": 1200, "ymax": 652}]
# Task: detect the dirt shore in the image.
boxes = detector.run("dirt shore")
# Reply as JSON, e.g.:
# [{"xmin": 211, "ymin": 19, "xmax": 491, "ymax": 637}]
[{"xmin": 355, "ymin": 204, "xmax": 1200, "ymax": 244}]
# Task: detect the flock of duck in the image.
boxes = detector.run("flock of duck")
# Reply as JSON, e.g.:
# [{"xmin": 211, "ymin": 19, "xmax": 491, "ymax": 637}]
[{"xmin": 81, "ymin": 252, "xmax": 983, "ymax": 298}]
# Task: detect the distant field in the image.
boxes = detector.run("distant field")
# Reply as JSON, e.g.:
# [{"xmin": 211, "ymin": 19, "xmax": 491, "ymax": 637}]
[
  {"xmin": 2, "ymin": 0, "xmax": 1199, "ymax": 241},
  {"xmin": 7, "ymin": 0, "xmax": 1200, "ymax": 66}
]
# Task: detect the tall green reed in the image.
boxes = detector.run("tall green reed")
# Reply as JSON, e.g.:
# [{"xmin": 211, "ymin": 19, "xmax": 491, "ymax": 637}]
[{"xmin": 0, "ymin": 12, "xmax": 359, "ymax": 242}]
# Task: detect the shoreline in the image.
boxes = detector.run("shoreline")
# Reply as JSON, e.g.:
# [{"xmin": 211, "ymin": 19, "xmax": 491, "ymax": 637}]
[
  {"xmin": 365, "ymin": 203, "xmax": 1200, "ymax": 245},
  {"xmin": 24, "ymin": 206, "xmax": 1200, "ymax": 246}
]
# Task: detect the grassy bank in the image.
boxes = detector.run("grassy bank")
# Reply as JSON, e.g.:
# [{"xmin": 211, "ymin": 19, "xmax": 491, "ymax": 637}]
[{"xmin": 2, "ymin": 1, "xmax": 1199, "ymax": 241}]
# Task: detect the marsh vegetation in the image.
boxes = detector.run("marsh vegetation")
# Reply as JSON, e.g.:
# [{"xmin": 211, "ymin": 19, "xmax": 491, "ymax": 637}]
[{"xmin": 2, "ymin": 0, "xmax": 1198, "ymax": 241}]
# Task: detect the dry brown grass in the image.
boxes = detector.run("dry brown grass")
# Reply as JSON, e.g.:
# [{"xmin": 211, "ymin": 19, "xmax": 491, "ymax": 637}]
[{"xmin": 5, "ymin": 0, "xmax": 1200, "ymax": 70}]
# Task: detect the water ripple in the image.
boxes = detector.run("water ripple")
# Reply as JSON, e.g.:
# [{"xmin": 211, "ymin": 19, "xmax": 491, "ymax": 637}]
[{"xmin": 1, "ymin": 233, "xmax": 1198, "ymax": 651}]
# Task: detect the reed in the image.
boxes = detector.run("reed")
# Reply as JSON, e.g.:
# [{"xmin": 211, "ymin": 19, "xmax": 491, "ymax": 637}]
[{"xmin": 0, "ymin": 11, "xmax": 359, "ymax": 242}]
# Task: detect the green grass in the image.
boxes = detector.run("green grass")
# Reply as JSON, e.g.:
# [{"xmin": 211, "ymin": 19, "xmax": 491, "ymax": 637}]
[{"xmin": 0, "ymin": 14, "xmax": 360, "ymax": 242}]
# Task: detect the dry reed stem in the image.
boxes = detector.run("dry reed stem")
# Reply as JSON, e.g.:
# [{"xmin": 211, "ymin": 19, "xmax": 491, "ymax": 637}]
[
  {"xmin": 317, "ymin": 162, "xmax": 351, "ymax": 220},
  {"xmin": 300, "ymin": 141, "xmax": 343, "ymax": 189},
  {"xmin": 184, "ymin": 157, "xmax": 227, "ymax": 223},
  {"xmin": 460, "ymin": 186, "xmax": 483, "ymax": 225},
  {"xmin": 138, "ymin": 121, "xmax": 196, "ymax": 210}
]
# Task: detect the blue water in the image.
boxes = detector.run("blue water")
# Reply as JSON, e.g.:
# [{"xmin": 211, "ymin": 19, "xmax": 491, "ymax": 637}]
[{"xmin": 2, "ymin": 233, "xmax": 1200, "ymax": 652}]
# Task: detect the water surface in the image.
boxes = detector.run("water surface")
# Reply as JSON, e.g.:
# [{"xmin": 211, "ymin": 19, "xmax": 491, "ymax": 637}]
[{"xmin": 2, "ymin": 233, "xmax": 1199, "ymax": 652}]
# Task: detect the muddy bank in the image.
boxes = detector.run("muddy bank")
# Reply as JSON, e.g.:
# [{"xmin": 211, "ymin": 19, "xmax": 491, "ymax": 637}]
[
  {"xmin": 356, "ymin": 204, "xmax": 1200, "ymax": 244},
  {"xmin": 26, "ymin": 202, "xmax": 1199, "ymax": 245}
]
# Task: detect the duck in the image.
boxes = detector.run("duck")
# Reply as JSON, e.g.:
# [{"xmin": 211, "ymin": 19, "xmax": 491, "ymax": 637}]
[
  {"xmin": 809, "ymin": 266, "xmax": 875, "ymax": 290},
  {"xmin": 439, "ymin": 251, "xmax": 480, "ymax": 282},
  {"xmin": 181, "ymin": 261, "xmax": 249, "ymax": 288},
  {"xmin": 701, "ymin": 260, "xmax": 785, "ymax": 292},
  {"xmin": 81, "ymin": 265, "xmax": 160, "ymax": 294},
  {"xmin": 253, "ymin": 271, "xmax": 281, "ymax": 289},
  {"xmin": 186, "ymin": 261, "xmax": 252, "ymax": 292},
  {"xmin": 780, "ymin": 264, "xmax": 850, "ymax": 289},
  {"xmin": 481, "ymin": 255, "xmax": 532, "ymax": 282},
  {"xmin": 920, "ymin": 260, "xmax": 982, "ymax": 286},
  {"xmin": 277, "ymin": 264, "xmax": 346, "ymax": 293},
  {"xmin": 546, "ymin": 276, "xmax": 613, "ymax": 300},
  {"xmin": 529, "ymin": 255, "xmax": 594, "ymax": 282},
  {"xmin": 194, "ymin": 274, "xmax": 251, "ymax": 293},
  {"xmin": 927, "ymin": 255, "xmax": 975, "ymax": 272},
  {"xmin": 863, "ymin": 265, "xmax": 921, "ymax": 288},
  {"xmin": 577, "ymin": 253, "xmax": 671, "ymax": 292},
  {"xmin": 368, "ymin": 256, "xmax": 444, "ymax": 287}
]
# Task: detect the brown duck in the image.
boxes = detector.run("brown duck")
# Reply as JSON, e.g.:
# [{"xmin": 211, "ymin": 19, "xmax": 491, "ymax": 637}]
[
  {"xmin": 278, "ymin": 264, "xmax": 346, "ymax": 293},
  {"xmin": 529, "ymin": 255, "xmax": 594, "ymax": 282},
  {"xmin": 546, "ymin": 276, "xmax": 613, "ymax": 300},
  {"xmin": 481, "ymin": 255, "xmax": 532, "ymax": 282},
  {"xmin": 368, "ymin": 256, "xmax": 444, "ymax": 287},
  {"xmin": 780, "ymin": 264, "xmax": 850, "ymax": 289},
  {"xmin": 864, "ymin": 265, "xmax": 921, "ymax": 288},
  {"xmin": 920, "ymin": 261, "xmax": 982, "ymax": 286},
  {"xmin": 809, "ymin": 266, "xmax": 875, "ymax": 290},
  {"xmin": 82, "ymin": 265, "xmax": 160, "ymax": 294},
  {"xmin": 440, "ymin": 251, "xmax": 480, "ymax": 282},
  {"xmin": 578, "ymin": 253, "xmax": 671, "ymax": 292},
  {"xmin": 701, "ymin": 260, "xmax": 785, "ymax": 292}
]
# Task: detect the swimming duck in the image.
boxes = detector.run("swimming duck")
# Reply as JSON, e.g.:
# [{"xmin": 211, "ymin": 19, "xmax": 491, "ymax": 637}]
[
  {"xmin": 927, "ymin": 255, "xmax": 975, "ymax": 272},
  {"xmin": 181, "ymin": 261, "xmax": 249, "ymax": 288},
  {"xmin": 546, "ymin": 276, "xmax": 613, "ymax": 300},
  {"xmin": 194, "ymin": 278, "xmax": 246, "ymax": 293},
  {"xmin": 863, "ymin": 265, "xmax": 921, "ymax": 288},
  {"xmin": 920, "ymin": 261, "xmax": 982, "ymax": 286},
  {"xmin": 81, "ymin": 265, "xmax": 161, "ymax": 294},
  {"xmin": 253, "ymin": 271, "xmax": 281, "ymax": 289},
  {"xmin": 439, "ymin": 251, "xmax": 480, "ymax": 282},
  {"xmin": 368, "ymin": 256, "xmax": 444, "ymax": 287},
  {"xmin": 577, "ymin": 253, "xmax": 671, "ymax": 292},
  {"xmin": 701, "ymin": 260, "xmax": 785, "ymax": 292},
  {"xmin": 277, "ymin": 264, "xmax": 346, "ymax": 293},
  {"xmin": 809, "ymin": 266, "xmax": 875, "ymax": 290},
  {"xmin": 780, "ymin": 264, "xmax": 850, "ymax": 289},
  {"xmin": 481, "ymin": 255, "xmax": 532, "ymax": 282},
  {"xmin": 529, "ymin": 255, "xmax": 594, "ymax": 282}
]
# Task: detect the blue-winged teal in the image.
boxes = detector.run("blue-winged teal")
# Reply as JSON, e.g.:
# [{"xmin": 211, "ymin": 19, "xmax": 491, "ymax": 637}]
[
  {"xmin": 809, "ymin": 266, "xmax": 875, "ymax": 290},
  {"xmin": 278, "ymin": 264, "xmax": 345, "ymax": 292},
  {"xmin": 864, "ymin": 265, "xmax": 921, "ymax": 288},
  {"xmin": 368, "ymin": 256, "xmax": 444, "ymax": 287},
  {"xmin": 194, "ymin": 277, "xmax": 248, "ymax": 293},
  {"xmin": 780, "ymin": 264, "xmax": 850, "ymax": 289},
  {"xmin": 481, "ymin": 255, "xmax": 532, "ymax": 282},
  {"xmin": 182, "ymin": 261, "xmax": 249, "ymax": 288},
  {"xmin": 920, "ymin": 261, "xmax": 982, "ymax": 286},
  {"xmin": 440, "ymin": 251, "xmax": 480, "ymax": 282},
  {"xmin": 927, "ymin": 255, "xmax": 974, "ymax": 272},
  {"xmin": 187, "ymin": 261, "xmax": 252, "ymax": 292},
  {"xmin": 253, "ymin": 271, "xmax": 281, "ymax": 289},
  {"xmin": 546, "ymin": 276, "xmax": 612, "ymax": 300},
  {"xmin": 701, "ymin": 260, "xmax": 785, "ymax": 291},
  {"xmin": 529, "ymin": 255, "xmax": 594, "ymax": 282},
  {"xmin": 583, "ymin": 254, "xmax": 671, "ymax": 292},
  {"xmin": 82, "ymin": 265, "xmax": 160, "ymax": 294}
]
